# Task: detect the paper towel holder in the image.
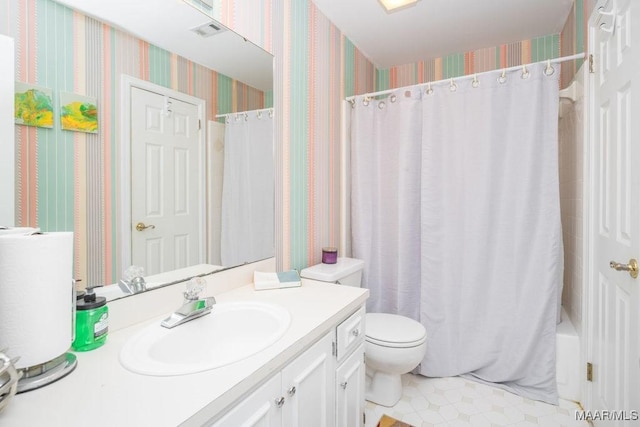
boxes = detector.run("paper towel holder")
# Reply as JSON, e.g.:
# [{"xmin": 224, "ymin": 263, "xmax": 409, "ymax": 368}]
[{"xmin": 16, "ymin": 352, "xmax": 77, "ymax": 393}]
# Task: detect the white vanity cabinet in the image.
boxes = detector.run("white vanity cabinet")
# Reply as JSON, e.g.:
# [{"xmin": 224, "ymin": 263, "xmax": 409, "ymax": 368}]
[
  {"xmin": 281, "ymin": 331, "xmax": 336, "ymax": 425},
  {"xmin": 334, "ymin": 305, "xmax": 366, "ymax": 427},
  {"xmin": 210, "ymin": 331, "xmax": 335, "ymax": 427},
  {"xmin": 336, "ymin": 343, "xmax": 366, "ymax": 427},
  {"xmin": 209, "ymin": 373, "xmax": 282, "ymax": 426},
  {"xmin": 209, "ymin": 305, "xmax": 366, "ymax": 427}
]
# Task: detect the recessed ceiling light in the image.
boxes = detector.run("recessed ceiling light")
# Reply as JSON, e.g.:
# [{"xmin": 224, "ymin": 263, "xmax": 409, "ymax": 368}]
[{"xmin": 378, "ymin": 0, "xmax": 420, "ymax": 13}]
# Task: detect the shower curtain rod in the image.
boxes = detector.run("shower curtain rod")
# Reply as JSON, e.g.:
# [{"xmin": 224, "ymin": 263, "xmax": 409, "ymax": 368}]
[
  {"xmin": 215, "ymin": 107, "xmax": 274, "ymax": 118},
  {"xmin": 345, "ymin": 52, "xmax": 586, "ymax": 101}
]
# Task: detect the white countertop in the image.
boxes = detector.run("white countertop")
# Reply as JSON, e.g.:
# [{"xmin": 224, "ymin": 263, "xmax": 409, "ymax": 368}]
[{"xmin": 0, "ymin": 280, "xmax": 368, "ymax": 427}]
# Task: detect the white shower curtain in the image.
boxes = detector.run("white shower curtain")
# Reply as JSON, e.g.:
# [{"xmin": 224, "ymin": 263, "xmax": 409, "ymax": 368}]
[
  {"xmin": 220, "ymin": 112, "xmax": 274, "ymax": 266},
  {"xmin": 350, "ymin": 62, "xmax": 562, "ymax": 404},
  {"xmin": 351, "ymin": 89, "xmax": 423, "ymax": 319}
]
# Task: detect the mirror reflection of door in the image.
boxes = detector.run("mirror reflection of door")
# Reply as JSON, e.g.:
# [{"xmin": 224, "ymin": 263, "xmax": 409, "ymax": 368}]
[{"xmin": 130, "ymin": 87, "xmax": 203, "ymax": 275}]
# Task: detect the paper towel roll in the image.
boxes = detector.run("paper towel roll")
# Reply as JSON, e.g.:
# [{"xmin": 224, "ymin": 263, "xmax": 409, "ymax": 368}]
[{"xmin": 0, "ymin": 232, "xmax": 73, "ymax": 369}]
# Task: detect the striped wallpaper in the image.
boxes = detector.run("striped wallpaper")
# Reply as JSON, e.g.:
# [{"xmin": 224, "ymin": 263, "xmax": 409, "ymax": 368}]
[
  {"xmin": 4, "ymin": 0, "xmax": 267, "ymax": 286},
  {"xmin": 274, "ymin": 0, "xmax": 593, "ymax": 272},
  {"xmin": 4, "ymin": 0, "xmax": 595, "ymax": 280}
]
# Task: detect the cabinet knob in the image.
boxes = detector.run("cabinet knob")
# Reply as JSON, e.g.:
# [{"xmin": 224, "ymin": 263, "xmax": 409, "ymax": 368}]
[
  {"xmin": 287, "ymin": 386, "xmax": 296, "ymax": 396},
  {"xmin": 275, "ymin": 396, "xmax": 285, "ymax": 408},
  {"xmin": 352, "ymin": 329, "xmax": 360, "ymax": 337},
  {"xmin": 340, "ymin": 381, "xmax": 348, "ymax": 389}
]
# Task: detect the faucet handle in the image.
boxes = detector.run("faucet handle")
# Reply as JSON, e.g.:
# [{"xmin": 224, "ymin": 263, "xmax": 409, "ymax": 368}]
[
  {"xmin": 123, "ymin": 265, "xmax": 145, "ymax": 282},
  {"xmin": 184, "ymin": 277, "xmax": 206, "ymax": 301}
]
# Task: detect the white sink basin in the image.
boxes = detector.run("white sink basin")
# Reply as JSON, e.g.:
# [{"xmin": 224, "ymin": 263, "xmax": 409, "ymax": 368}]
[{"xmin": 119, "ymin": 300, "xmax": 291, "ymax": 376}]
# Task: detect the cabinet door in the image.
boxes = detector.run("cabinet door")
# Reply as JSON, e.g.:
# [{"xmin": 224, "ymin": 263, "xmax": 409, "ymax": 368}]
[
  {"xmin": 281, "ymin": 331, "xmax": 335, "ymax": 427},
  {"xmin": 336, "ymin": 342, "xmax": 366, "ymax": 427},
  {"xmin": 210, "ymin": 373, "xmax": 281, "ymax": 427}
]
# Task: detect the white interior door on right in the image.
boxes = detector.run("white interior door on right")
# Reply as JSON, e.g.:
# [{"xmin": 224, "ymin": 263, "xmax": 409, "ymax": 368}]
[
  {"xmin": 130, "ymin": 86, "xmax": 203, "ymax": 275},
  {"xmin": 588, "ymin": 0, "xmax": 640, "ymax": 423}
]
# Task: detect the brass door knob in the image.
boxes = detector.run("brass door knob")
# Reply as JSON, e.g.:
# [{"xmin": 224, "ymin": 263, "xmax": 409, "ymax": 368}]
[
  {"xmin": 609, "ymin": 258, "xmax": 638, "ymax": 279},
  {"xmin": 135, "ymin": 222, "xmax": 156, "ymax": 232}
]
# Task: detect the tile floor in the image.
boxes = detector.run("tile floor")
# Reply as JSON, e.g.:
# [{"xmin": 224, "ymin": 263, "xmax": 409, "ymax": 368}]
[{"xmin": 365, "ymin": 374, "xmax": 589, "ymax": 427}]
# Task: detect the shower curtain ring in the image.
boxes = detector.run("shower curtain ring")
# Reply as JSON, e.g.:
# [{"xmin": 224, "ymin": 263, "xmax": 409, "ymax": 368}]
[
  {"xmin": 449, "ymin": 79, "xmax": 457, "ymax": 92},
  {"xmin": 521, "ymin": 64, "xmax": 530, "ymax": 79},
  {"xmin": 425, "ymin": 82, "xmax": 433, "ymax": 95},
  {"xmin": 363, "ymin": 97, "xmax": 370, "ymax": 106},
  {"xmin": 472, "ymin": 74, "xmax": 480, "ymax": 88},
  {"xmin": 544, "ymin": 60, "xmax": 555, "ymax": 76},
  {"xmin": 497, "ymin": 70, "xmax": 507, "ymax": 84}
]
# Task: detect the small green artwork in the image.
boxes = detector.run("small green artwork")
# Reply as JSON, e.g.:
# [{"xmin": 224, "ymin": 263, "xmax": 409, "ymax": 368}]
[
  {"xmin": 60, "ymin": 91, "xmax": 98, "ymax": 133},
  {"xmin": 14, "ymin": 82, "xmax": 54, "ymax": 128}
]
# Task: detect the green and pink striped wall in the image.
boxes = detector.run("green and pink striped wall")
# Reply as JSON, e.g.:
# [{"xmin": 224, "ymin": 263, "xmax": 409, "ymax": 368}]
[
  {"xmin": 273, "ymin": 0, "xmax": 593, "ymax": 272},
  {"xmin": 3, "ymin": 0, "xmax": 594, "ymax": 282}
]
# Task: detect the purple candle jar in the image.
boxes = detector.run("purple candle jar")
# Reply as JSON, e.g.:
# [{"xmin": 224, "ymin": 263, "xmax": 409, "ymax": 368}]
[{"xmin": 322, "ymin": 247, "xmax": 338, "ymax": 264}]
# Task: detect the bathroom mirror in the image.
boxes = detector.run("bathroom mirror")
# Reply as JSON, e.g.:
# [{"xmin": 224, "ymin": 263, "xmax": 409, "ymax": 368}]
[{"xmin": 6, "ymin": 0, "xmax": 274, "ymax": 299}]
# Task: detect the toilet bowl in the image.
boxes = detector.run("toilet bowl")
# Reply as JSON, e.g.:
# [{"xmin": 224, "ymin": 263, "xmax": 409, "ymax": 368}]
[
  {"xmin": 364, "ymin": 312, "xmax": 426, "ymax": 406},
  {"xmin": 300, "ymin": 257, "xmax": 428, "ymax": 408}
]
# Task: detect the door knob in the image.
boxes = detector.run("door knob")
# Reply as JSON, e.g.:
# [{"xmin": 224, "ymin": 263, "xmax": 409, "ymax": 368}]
[
  {"xmin": 135, "ymin": 222, "xmax": 156, "ymax": 232},
  {"xmin": 609, "ymin": 258, "xmax": 638, "ymax": 279}
]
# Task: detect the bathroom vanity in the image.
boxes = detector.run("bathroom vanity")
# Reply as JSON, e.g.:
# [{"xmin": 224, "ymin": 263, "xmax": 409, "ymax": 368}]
[{"xmin": 0, "ymin": 262, "xmax": 369, "ymax": 426}]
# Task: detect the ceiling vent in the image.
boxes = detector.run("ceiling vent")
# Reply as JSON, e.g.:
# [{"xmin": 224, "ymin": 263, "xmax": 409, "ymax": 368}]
[{"xmin": 191, "ymin": 21, "xmax": 227, "ymax": 38}]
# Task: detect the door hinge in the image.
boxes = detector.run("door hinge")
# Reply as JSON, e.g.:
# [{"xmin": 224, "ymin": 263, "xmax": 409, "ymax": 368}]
[
  {"xmin": 198, "ymin": 119, "xmax": 202, "ymax": 130},
  {"xmin": 589, "ymin": 54, "xmax": 595, "ymax": 73},
  {"xmin": 587, "ymin": 362, "xmax": 593, "ymax": 382},
  {"xmin": 363, "ymin": 412, "xmax": 366, "ymax": 426},
  {"xmin": 332, "ymin": 341, "xmax": 336, "ymax": 357}
]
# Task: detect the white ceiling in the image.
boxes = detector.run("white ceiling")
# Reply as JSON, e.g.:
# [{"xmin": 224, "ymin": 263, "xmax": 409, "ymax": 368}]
[
  {"xmin": 312, "ymin": 0, "xmax": 575, "ymax": 69},
  {"xmin": 54, "ymin": 0, "xmax": 574, "ymax": 90},
  {"xmin": 54, "ymin": 0, "xmax": 273, "ymax": 92}
]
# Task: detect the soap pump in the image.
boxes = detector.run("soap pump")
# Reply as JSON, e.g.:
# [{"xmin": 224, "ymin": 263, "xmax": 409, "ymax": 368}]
[{"xmin": 72, "ymin": 285, "xmax": 108, "ymax": 352}]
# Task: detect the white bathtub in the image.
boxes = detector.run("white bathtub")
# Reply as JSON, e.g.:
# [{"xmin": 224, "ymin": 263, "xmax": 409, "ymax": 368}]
[{"xmin": 556, "ymin": 307, "xmax": 580, "ymax": 402}]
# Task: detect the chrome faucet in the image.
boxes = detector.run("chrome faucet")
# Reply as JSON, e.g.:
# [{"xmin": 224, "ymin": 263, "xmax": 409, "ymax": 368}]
[
  {"xmin": 118, "ymin": 265, "xmax": 147, "ymax": 295},
  {"xmin": 161, "ymin": 277, "xmax": 215, "ymax": 329},
  {"xmin": 161, "ymin": 296, "xmax": 216, "ymax": 329}
]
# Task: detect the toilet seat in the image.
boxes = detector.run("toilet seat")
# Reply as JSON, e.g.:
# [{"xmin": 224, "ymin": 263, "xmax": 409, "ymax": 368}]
[{"xmin": 365, "ymin": 313, "xmax": 427, "ymax": 348}]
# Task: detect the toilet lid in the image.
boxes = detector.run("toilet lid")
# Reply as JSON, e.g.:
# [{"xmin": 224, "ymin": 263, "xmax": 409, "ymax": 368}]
[{"xmin": 365, "ymin": 313, "xmax": 426, "ymax": 347}]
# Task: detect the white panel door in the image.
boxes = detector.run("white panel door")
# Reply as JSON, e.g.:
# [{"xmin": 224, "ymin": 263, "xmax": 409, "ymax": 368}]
[
  {"xmin": 209, "ymin": 373, "xmax": 282, "ymax": 427},
  {"xmin": 281, "ymin": 331, "xmax": 335, "ymax": 427},
  {"xmin": 589, "ymin": 0, "xmax": 640, "ymax": 423},
  {"xmin": 131, "ymin": 87, "xmax": 202, "ymax": 275},
  {"xmin": 336, "ymin": 343, "xmax": 365, "ymax": 427}
]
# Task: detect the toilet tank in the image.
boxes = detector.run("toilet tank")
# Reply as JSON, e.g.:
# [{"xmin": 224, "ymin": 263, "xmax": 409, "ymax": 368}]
[{"xmin": 300, "ymin": 257, "xmax": 364, "ymax": 287}]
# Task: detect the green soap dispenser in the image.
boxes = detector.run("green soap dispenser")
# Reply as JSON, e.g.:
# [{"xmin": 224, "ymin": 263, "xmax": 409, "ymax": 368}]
[{"xmin": 72, "ymin": 286, "xmax": 108, "ymax": 351}]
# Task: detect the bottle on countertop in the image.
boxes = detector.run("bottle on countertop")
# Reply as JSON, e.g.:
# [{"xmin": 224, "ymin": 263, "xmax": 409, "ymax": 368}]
[{"xmin": 72, "ymin": 286, "xmax": 108, "ymax": 352}]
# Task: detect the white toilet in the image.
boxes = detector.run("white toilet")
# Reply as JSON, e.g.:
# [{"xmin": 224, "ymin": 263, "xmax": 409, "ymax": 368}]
[{"xmin": 300, "ymin": 257, "xmax": 427, "ymax": 407}]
